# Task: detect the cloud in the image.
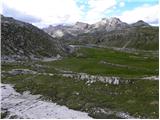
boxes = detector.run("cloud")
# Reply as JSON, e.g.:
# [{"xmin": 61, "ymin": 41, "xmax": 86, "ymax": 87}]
[
  {"xmin": 117, "ymin": 4, "xmax": 159, "ymax": 25},
  {"xmin": 124, "ymin": 0, "xmax": 158, "ymax": 3},
  {"xmin": 2, "ymin": 0, "xmax": 119, "ymax": 27},
  {"xmin": 119, "ymin": 2, "xmax": 125, "ymax": 7},
  {"xmin": 1, "ymin": 0, "xmax": 159, "ymax": 27},
  {"xmin": 84, "ymin": 0, "xmax": 117, "ymax": 23},
  {"xmin": 88, "ymin": 0, "xmax": 116, "ymax": 12},
  {"xmin": 2, "ymin": 0, "xmax": 82, "ymax": 28},
  {"xmin": 2, "ymin": 4, "xmax": 41, "ymax": 23}
]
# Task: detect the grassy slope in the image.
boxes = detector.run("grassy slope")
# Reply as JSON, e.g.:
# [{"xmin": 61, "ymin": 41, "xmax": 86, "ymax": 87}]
[
  {"xmin": 45, "ymin": 47, "xmax": 158, "ymax": 78},
  {"xmin": 1, "ymin": 47, "xmax": 159, "ymax": 118},
  {"xmin": 2, "ymin": 74, "xmax": 159, "ymax": 119}
]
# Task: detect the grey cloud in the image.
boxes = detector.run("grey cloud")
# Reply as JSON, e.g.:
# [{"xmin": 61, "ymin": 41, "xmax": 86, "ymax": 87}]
[
  {"xmin": 149, "ymin": 19, "xmax": 158, "ymax": 25},
  {"xmin": 57, "ymin": 15, "xmax": 70, "ymax": 21},
  {"xmin": 2, "ymin": 3, "xmax": 41, "ymax": 23}
]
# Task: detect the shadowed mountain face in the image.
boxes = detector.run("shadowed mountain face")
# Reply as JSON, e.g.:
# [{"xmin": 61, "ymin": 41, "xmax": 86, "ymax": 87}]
[
  {"xmin": 1, "ymin": 15, "xmax": 66, "ymax": 60},
  {"xmin": 44, "ymin": 18, "xmax": 158, "ymax": 50},
  {"xmin": 68, "ymin": 26, "xmax": 158, "ymax": 50},
  {"xmin": 131, "ymin": 20, "xmax": 150, "ymax": 27}
]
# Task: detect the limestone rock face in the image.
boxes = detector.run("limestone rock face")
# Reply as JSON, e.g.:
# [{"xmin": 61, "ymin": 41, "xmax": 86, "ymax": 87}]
[
  {"xmin": 92, "ymin": 17, "xmax": 129, "ymax": 32},
  {"xmin": 43, "ymin": 22, "xmax": 90, "ymax": 38},
  {"xmin": 43, "ymin": 17, "xmax": 130, "ymax": 38}
]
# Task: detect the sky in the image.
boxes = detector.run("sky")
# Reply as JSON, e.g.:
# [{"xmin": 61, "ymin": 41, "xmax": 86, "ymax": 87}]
[{"xmin": 1, "ymin": 0, "xmax": 159, "ymax": 28}]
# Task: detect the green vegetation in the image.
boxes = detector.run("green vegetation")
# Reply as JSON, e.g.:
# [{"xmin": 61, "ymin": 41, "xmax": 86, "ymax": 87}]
[
  {"xmin": 44, "ymin": 47, "xmax": 158, "ymax": 78},
  {"xmin": 2, "ymin": 73, "xmax": 158, "ymax": 118},
  {"xmin": 1, "ymin": 15, "xmax": 158, "ymax": 119},
  {"xmin": 1, "ymin": 62, "xmax": 32, "ymax": 71},
  {"xmin": 1, "ymin": 47, "xmax": 158, "ymax": 119}
]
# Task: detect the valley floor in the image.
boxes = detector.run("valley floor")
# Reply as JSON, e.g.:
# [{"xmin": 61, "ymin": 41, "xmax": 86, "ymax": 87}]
[{"xmin": 1, "ymin": 46, "xmax": 159, "ymax": 119}]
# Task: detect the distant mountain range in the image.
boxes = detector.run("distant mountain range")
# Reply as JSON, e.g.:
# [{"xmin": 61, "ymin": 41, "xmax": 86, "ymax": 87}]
[
  {"xmin": 43, "ymin": 17, "xmax": 158, "ymax": 50},
  {"xmin": 43, "ymin": 17, "xmax": 150, "ymax": 38},
  {"xmin": 1, "ymin": 15, "xmax": 158, "ymax": 61}
]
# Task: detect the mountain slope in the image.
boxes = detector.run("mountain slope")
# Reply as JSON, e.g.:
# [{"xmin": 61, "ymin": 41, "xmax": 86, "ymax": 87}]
[
  {"xmin": 70, "ymin": 26, "xmax": 158, "ymax": 50},
  {"xmin": 43, "ymin": 18, "xmax": 158, "ymax": 50},
  {"xmin": 1, "ymin": 15, "xmax": 65, "ymax": 60},
  {"xmin": 43, "ymin": 21, "xmax": 90, "ymax": 38}
]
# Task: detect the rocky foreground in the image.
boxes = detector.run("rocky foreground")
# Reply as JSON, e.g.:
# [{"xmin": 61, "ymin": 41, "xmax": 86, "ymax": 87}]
[{"xmin": 1, "ymin": 84, "xmax": 92, "ymax": 119}]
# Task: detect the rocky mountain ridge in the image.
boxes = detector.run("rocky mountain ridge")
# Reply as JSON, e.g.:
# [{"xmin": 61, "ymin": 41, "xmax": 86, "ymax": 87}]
[
  {"xmin": 43, "ymin": 17, "xmax": 158, "ymax": 51},
  {"xmin": 43, "ymin": 17, "xmax": 150, "ymax": 38},
  {"xmin": 1, "ymin": 15, "xmax": 66, "ymax": 61}
]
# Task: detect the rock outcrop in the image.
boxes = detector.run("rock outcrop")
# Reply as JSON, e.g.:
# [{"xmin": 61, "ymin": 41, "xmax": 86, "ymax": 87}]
[
  {"xmin": 1, "ymin": 84, "xmax": 92, "ymax": 119},
  {"xmin": 62, "ymin": 73, "xmax": 131, "ymax": 85}
]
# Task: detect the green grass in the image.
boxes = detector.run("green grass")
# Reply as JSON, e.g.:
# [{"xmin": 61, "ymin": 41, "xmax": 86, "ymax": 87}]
[
  {"xmin": 2, "ymin": 74, "xmax": 159, "ymax": 119},
  {"xmin": 43, "ymin": 47, "xmax": 158, "ymax": 78},
  {"xmin": 1, "ymin": 61, "xmax": 58, "ymax": 74},
  {"xmin": 1, "ymin": 47, "xmax": 158, "ymax": 119},
  {"xmin": 1, "ymin": 63, "xmax": 30, "ymax": 71}
]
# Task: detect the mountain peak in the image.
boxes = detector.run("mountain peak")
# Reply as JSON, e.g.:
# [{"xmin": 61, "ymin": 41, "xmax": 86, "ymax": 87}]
[
  {"xmin": 75, "ymin": 21, "xmax": 89, "ymax": 29},
  {"xmin": 109, "ymin": 17, "xmax": 121, "ymax": 21},
  {"xmin": 132, "ymin": 20, "xmax": 150, "ymax": 27},
  {"xmin": 43, "ymin": 17, "xmax": 153, "ymax": 39},
  {"xmin": 93, "ymin": 17, "xmax": 127, "ymax": 30},
  {"xmin": 101, "ymin": 17, "xmax": 121, "ymax": 22},
  {"xmin": 97, "ymin": 17, "xmax": 122, "ymax": 26}
]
